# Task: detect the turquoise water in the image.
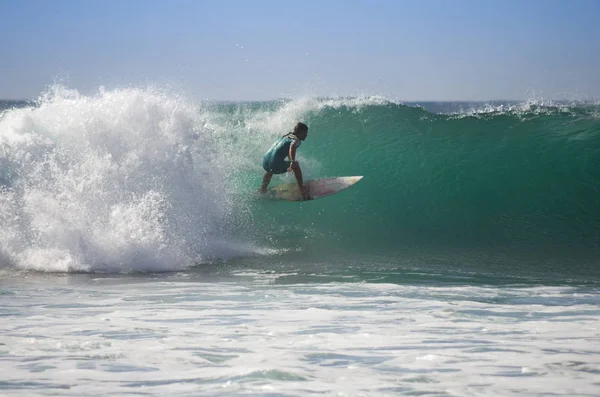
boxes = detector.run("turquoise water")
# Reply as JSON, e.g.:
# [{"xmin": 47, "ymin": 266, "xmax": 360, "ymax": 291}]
[
  {"xmin": 1, "ymin": 86, "xmax": 599, "ymax": 396},
  {"xmin": 218, "ymin": 99, "xmax": 600, "ymax": 283}
]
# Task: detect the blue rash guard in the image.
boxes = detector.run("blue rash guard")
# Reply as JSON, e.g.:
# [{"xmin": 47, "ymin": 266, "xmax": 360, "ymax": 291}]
[{"xmin": 262, "ymin": 133, "xmax": 301, "ymax": 174}]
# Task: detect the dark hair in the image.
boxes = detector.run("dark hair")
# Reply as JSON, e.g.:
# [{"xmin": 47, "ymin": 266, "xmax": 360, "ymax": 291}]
[{"xmin": 294, "ymin": 122, "xmax": 308, "ymax": 133}]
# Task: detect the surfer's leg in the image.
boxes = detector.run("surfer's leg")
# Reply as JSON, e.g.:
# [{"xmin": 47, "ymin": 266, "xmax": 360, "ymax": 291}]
[{"xmin": 260, "ymin": 172, "xmax": 273, "ymax": 193}]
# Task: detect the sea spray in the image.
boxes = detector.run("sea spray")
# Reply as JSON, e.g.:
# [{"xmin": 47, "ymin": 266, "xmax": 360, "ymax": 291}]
[{"xmin": 0, "ymin": 86, "xmax": 257, "ymax": 272}]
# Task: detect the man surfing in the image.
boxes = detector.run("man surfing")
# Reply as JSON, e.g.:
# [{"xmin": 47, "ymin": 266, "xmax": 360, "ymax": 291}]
[{"xmin": 260, "ymin": 122, "xmax": 310, "ymax": 200}]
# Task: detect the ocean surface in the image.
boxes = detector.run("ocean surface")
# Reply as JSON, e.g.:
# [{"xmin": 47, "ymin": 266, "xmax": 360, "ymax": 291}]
[{"xmin": 1, "ymin": 86, "xmax": 599, "ymax": 396}]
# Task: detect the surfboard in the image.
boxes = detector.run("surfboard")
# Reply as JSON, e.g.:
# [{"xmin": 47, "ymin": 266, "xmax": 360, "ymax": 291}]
[{"xmin": 264, "ymin": 176, "xmax": 363, "ymax": 202}]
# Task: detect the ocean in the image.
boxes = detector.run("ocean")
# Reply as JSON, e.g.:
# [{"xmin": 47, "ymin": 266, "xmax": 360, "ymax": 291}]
[{"xmin": 1, "ymin": 86, "xmax": 599, "ymax": 396}]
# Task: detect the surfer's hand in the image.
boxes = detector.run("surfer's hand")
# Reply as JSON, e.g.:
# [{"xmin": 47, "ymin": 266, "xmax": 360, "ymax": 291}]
[{"xmin": 287, "ymin": 161, "xmax": 296, "ymax": 173}]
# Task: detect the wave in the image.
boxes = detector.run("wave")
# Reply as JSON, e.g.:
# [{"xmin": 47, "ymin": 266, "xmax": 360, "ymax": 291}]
[
  {"xmin": 1, "ymin": 85, "xmax": 599, "ymax": 275},
  {"xmin": 235, "ymin": 95, "xmax": 600, "ymax": 274}
]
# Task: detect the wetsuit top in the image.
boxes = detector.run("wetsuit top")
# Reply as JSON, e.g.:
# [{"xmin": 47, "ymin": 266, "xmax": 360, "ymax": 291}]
[{"xmin": 262, "ymin": 133, "xmax": 301, "ymax": 174}]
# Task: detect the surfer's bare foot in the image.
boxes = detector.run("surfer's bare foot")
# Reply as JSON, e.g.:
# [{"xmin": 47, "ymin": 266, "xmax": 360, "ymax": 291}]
[{"xmin": 301, "ymin": 186, "xmax": 310, "ymax": 200}]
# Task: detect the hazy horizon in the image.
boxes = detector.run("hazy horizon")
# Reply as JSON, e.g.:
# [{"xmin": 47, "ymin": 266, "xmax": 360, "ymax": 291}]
[{"xmin": 1, "ymin": 94, "xmax": 596, "ymax": 104}]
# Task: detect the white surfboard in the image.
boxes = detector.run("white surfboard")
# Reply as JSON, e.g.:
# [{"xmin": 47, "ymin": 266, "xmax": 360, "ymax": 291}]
[{"xmin": 264, "ymin": 176, "xmax": 363, "ymax": 201}]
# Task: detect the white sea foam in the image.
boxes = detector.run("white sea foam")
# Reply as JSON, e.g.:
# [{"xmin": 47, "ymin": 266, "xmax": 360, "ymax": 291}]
[
  {"xmin": 1, "ymin": 276, "xmax": 598, "ymax": 396},
  {"xmin": 0, "ymin": 85, "xmax": 263, "ymax": 272}
]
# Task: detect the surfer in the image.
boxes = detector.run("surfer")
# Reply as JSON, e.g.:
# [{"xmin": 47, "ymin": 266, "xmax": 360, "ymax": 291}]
[{"xmin": 260, "ymin": 122, "xmax": 310, "ymax": 200}]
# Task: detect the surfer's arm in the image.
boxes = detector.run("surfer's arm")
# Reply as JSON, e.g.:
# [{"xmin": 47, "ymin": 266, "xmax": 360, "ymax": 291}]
[
  {"xmin": 288, "ymin": 143, "xmax": 298, "ymax": 163},
  {"xmin": 287, "ymin": 141, "xmax": 308, "ymax": 199},
  {"xmin": 287, "ymin": 141, "xmax": 300, "ymax": 174}
]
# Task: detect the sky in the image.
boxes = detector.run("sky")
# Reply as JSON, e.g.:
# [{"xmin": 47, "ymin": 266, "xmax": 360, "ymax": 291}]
[{"xmin": 1, "ymin": 0, "xmax": 599, "ymax": 101}]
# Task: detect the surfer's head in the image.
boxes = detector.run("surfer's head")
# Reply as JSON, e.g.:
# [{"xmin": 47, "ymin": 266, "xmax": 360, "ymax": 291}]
[{"xmin": 293, "ymin": 122, "xmax": 308, "ymax": 141}]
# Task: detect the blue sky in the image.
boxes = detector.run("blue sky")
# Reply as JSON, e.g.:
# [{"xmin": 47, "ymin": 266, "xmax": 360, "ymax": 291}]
[{"xmin": 1, "ymin": 0, "xmax": 599, "ymax": 101}]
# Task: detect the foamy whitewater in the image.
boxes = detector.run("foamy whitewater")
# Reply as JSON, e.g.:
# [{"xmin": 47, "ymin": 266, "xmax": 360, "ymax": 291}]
[
  {"xmin": 2, "ymin": 274, "xmax": 599, "ymax": 396},
  {"xmin": 1, "ymin": 86, "xmax": 599, "ymax": 396},
  {"xmin": 0, "ymin": 86, "xmax": 260, "ymax": 273}
]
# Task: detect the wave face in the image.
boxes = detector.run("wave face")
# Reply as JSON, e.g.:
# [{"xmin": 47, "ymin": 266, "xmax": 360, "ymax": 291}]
[{"xmin": 1, "ymin": 87, "xmax": 599, "ymax": 276}]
